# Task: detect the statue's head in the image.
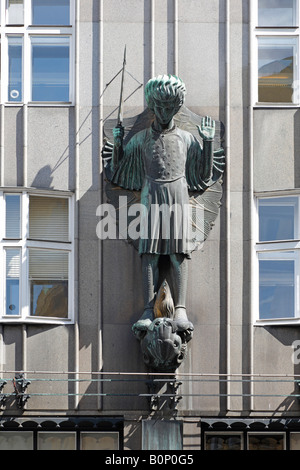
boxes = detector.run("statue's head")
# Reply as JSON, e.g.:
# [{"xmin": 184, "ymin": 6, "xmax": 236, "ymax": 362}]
[{"xmin": 145, "ymin": 75, "xmax": 186, "ymax": 125}]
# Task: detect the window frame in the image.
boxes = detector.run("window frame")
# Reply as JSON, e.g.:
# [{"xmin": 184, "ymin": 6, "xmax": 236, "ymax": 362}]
[
  {"xmin": 0, "ymin": 189, "xmax": 75, "ymax": 324},
  {"xmin": 247, "ymin": 432, "xmax": 286, "ymax": 451},
  {"xmin": 203, "ymin": 430, "xmax": 287, "ymax": 450},
  {"xmin": 252, "ymin": 0, "xmax": 300, "ymax": 107},
  {"xmin": 0, "ymin": 0, "xmax": 75, "ymax": 105},
  {"xmin": 204, "ymin": 431, "xmax": 244, "ymax": 450},
  {"xmin": 254, "ymin": 192, "xmax": 300, "ymax": 325},
  {"xmin": 0, "ymin": 429, "xmax": 121, "ymax": 451}
]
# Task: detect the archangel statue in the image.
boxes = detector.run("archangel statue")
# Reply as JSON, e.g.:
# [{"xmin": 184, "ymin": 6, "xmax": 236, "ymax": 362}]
[{"xmin": 102, "ymin": 74, "xmax": 225, "ymax": 371}]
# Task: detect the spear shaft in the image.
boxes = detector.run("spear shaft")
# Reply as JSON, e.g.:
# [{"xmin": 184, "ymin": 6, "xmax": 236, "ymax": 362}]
[
  {"xmin": 112, "ymin": 46, "xmax": 126, "ymax": 170},
  {"xmin": 117, "ymin": 46, "xmax": 126, "ymax": 127}
]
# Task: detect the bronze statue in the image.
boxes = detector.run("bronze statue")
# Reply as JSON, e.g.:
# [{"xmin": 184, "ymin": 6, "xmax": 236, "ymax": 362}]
[{"xmin": 102, "ymin": 74, "xmax": 225, "ymax": 371}]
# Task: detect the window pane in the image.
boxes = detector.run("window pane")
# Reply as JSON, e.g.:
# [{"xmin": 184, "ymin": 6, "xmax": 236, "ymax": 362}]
[
  {"xmin": 259, "ymin": 258, "xmax": 295, "ymax": 319},
  {"xmin": 8, "ymin": 0, "xmax": 24, "ymax": 25},
  {"xmin": 80, "ymin": 432, "xmax": 119, "ymax": 450},
  {"xmin": 258, "ymin": 197, "xmax": 297, "ymax": 241},
  {"xmin": 248, "ymin": 433, "xmax": 285, "ymax": 450},
  {"xmin": 258, "ymin": 0, "xmax": 297, "ymax": 27},
  {"xmin": 5, "ymin": 194, "xmax": 21, "ymax": 238},
  {"xmin": 258, "ymin": 37, "xmax": 296, "ymax": 103},
  {"xmin": 29, "ymin": 196, "xmax": 69, "ymax": 241},
  {"xmin": 0, "ymin": 432, "xmax": 33, "ymax": 450},
  {"xmin": 6, "ymin": 249, "xmax": 20, "ymax": 316},
  {"xmin": 205, "ymin": 434, "xmax": 243, "ymax": 450},
  {"xmin": 32, "ymin": 0, "xmax": 70, "ymax": 25},
  {"xmin": 29, "ymin": 249, "xmax": 68, "ymax": 318},
  {"xmin": 38, "ymin": 432, "xmax": 76, "ymax": 450},
  {"xmin": 8, "ymin": 37, "xmax": 22, "ymax": 102},
  {"xmin": 290, "ymin": 433, "xmax": 300, "ymax": 450},
  {"xmin": 32, "ymin": 37, "xmax": 70, "ymax": 102}
]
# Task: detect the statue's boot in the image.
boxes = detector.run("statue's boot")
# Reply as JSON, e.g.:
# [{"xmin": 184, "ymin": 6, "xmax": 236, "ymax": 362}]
[{"xmin": 132, "ymin": 307, "xmax": 153, "ymax": 334}]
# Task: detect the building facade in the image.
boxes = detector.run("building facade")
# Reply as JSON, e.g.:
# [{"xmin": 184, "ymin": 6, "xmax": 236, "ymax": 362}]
[{"xmin": 0, "ymin": 0, "xmax": 300, "ymax": 451}]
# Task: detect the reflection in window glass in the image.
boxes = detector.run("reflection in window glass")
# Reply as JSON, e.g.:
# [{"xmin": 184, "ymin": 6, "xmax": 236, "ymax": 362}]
[
  {"xmin": 32, "ymin": 37, "xmax": 70, "ymax": 102},
  {"xmin": 29, "ymin": 249, "xmax": 68, "ymax": 318},
  {"xmin": 258, "ymin": 197, "xmax": 297, "ymax": 241},
  {"xmin": 32, "ymin": 0, "xmax": 70, "ymax": 25},
  {"xmin": 259, "ymin": 257, "xmax": 295, "ymax": 319},
  {"xmin": 80, "ymin": 432, "xmax": 119, "ymax": 450},
  {"xmin": 5, "ymin": 194, "xmax": 21, "ymax": 238},
  {"xmin": 8, "ymin": 37, "xmax": 22, "ymax": 102},
  {"xmin": 205, "ymin": 433, "xmax": 243, "ymax": 450},
  {"xmin": 258, "ymin": 37, "xmax": 296, "ymax": 103},
  {"xmin": 290, "ymin": 433, "xmax": 300, "ymax": 450},
  {"xmin": 248, "ymin": 433, "xmax": 285, "ymax": 450},
  {"xmin": 38, "ymin": 432, "xmax": 76, "ymax": 450},
  {"xmin": 0, "ymin": 432, "xmax": 33, "ymax": 450},
  {"xmin": 6, "ymin": 249, "xmax": 20, "ymax": 316},
  {"xmin": 258, "ymin": 0, "xmax": 297, "ymax": 27},
  {"xmin": 8, "ymin": 0, "xmax": 24, "ymax": 25}
]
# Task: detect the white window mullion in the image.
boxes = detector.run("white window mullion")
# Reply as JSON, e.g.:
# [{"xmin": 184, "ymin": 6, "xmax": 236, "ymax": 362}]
[
  {"xmin": 295, "ymin": 251, "xmax": 300, "ymax": 318},
  {"xmin": 23, "ymin": 30, "xmax": 30, "ymax": 103},
  {"xmin": 0, "ymin": 191, "xmax": 4, "ymax": 240},
  {"xmin": 1, "ymin": 33, "xmax": 8, "ymax": 103},
  {"xmin": 21, "ymin": 191, "xmax": 29, "ymax": 239},
  {"xmin": 21, "ymin": 192, "xmax": 28, "ymax": 319},
  {"xmin": 24, "ymin": 0, "xmax": 31, "ymax": 27}
]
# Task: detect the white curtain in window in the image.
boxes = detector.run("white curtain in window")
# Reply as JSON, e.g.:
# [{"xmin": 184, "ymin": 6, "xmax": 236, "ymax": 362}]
[
  {"xmin": 29, "ymin": 249, "xmax": 68, "ymax": 280},
  {"xmin": 8, "ymin": 0, "xmax": 24, "ymax": 25},
  {"xmin": 29, "ymin": 196, "xmax": 69, "ymax": 242}
]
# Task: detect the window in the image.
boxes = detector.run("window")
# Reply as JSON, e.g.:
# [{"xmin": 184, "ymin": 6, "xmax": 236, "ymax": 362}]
[
  {"xmin": 204, "ymin": 431, "xmax": 286, "ymax": 450},
  {"xmin": 0, "ymin": 430, "xmax": 120, "ymax": 450},
  {"xmin": 255, "ymin": 195, "xmax": 300, "ymax": 324},
  {"xmin": 0, "ymin": 0, "xmax": 74, "ymax": 104},
  {"xmin": 204, "ymin": 432, "xmax": 243, "ymax": 450},
  {"xmin": 247, "ymin": 432, "xmax": 285, "ymax": 450},
  {"xmin": 0, "ymin": 191, "xmax": 74, "ymax": 323},
  {"xmin": 31, "ymin": 36, "xmax": 70, "ymax": 102},
  {"xmin": 254, "ymin": 0, "xmax": 300, "ymax": 105},
  {"xmin": 32, "ymin": 0, "xmax": 70, "ymax": 25},
  {"xmin": 258, "ymin": 0, "xmax": 297, "ymax": 27}
]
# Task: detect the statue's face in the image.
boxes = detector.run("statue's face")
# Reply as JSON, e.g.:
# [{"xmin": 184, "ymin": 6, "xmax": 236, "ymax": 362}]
[{"xmin": 153, "ymin": 99, "xmax": 180, "ymax": 125}]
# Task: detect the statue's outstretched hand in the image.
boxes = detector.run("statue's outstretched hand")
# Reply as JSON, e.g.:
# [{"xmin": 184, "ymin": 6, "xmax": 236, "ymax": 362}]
[
  {"xmin": 197, "ymin": 116, "xmax": 215, "ymax": 141},
  {"xmin": 113, "ymin": 125, "xmax": 125, "ymax": 147}
]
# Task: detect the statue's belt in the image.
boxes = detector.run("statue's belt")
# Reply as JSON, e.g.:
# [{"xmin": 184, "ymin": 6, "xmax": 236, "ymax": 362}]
[{"xmin": 145, "ymin": 174, "xmax": 186, "ymax": 184}]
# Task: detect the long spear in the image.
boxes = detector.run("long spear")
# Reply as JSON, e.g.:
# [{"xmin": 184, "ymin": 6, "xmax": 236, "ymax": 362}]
[
  {"xmin": 112, "ymin": 46, "xmax": 126, "ymax": 170},
  {"xmin": 117, "ymin": 45, "xmax": 127, "ymax": 128}
]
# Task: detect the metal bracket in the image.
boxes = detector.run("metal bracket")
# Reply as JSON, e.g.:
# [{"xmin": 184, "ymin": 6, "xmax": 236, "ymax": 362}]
[
  {"xmin": 146, "ymin": 378, "xmax": 183, "ymax": 411},
  {"xmin": 146, "ymin": 379, "xmax": 160, "ymax": 411},
  {"xmin": 13, "ymin": 373, "xmax": 31, "ymax": 409},
  {"xmin": 168, "ymin": 381, "xmax": 183, "ymax": 409}
]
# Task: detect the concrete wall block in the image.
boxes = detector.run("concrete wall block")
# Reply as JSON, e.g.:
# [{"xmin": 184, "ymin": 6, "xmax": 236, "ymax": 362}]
[{"xmin": 27, "ymin": 107, "xmax": 74, "ymax": 190}]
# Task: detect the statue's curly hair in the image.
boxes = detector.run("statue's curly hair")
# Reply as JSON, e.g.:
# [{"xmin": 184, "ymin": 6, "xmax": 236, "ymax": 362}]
[{"xmin": 145, "ymin": 74, "xmax": 186, "ymax": 110}]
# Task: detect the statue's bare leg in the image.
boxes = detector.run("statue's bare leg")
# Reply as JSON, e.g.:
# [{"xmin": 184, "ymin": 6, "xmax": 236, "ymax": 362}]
[
  {"xmin": 169, "ymin": 253, "xmax": 189, "ymax": 323},
  {"xmin": 139, "ymin": 253, "xmax": 160, "ymax": 325}
]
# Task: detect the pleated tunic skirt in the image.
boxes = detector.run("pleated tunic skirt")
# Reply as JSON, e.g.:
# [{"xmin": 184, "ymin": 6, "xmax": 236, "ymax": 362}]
[{"xmin": 139, "ymin": 175, "xmax": 190, "ymax": 256}]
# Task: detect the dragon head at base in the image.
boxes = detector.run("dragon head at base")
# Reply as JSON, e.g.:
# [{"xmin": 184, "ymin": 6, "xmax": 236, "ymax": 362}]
[{"xmin": 139, "ymin": 317, "xmax": 194, "ymax": 372}]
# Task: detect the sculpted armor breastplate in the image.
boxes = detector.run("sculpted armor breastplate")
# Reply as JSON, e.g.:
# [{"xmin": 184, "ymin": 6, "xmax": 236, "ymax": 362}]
[{"xmin": 143, "ymin": 127, "xmax": 187, "ymax": 182}]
